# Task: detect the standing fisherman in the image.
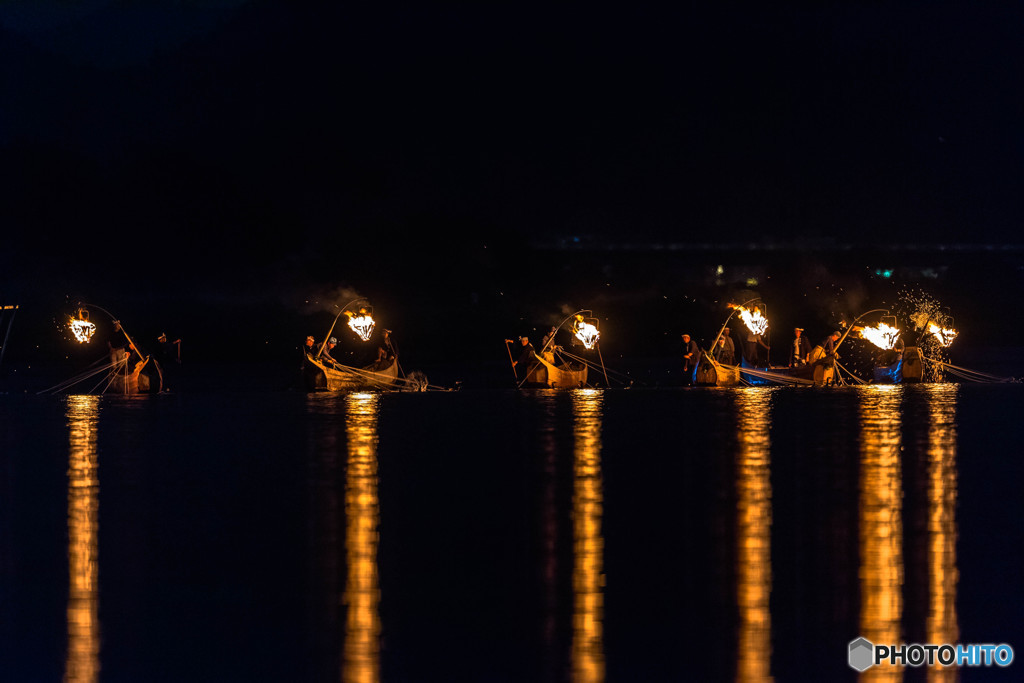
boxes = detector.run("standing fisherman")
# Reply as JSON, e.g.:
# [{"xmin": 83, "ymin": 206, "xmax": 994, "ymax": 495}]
[
  {"xmin": 681, "ymin": 333, "xmax": 699, "ymax": 386},
  {"xmin": 506, "ymin": 336, "xmax": 536, "ymax": 383},
  {"xmin": 790, "ymin": 328, "xmax": 811, "ymax": 367},
  {"xmin": 714, "ymin": 327, "xmax": 736, "ymax": 365}
]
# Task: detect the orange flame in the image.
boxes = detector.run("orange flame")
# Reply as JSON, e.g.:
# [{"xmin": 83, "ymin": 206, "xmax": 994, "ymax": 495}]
[
  {"xmin": 927, "ymin": 323, "xmax": 957, "ymax": 347},
  {"xmin": 573, "ymin": 317, "xmax": 600, "ymax": 350},
  {"xmin": 730, "ymin": 304, "xmax": 768, "ymax": 336},
  {"xmin": 346, "ymin": 310, "xmax": 375, "ymax": 342},
  {"xmin": 857, "ymin": 323, "xmax": 901, "ymax": 350},
  {"xmin": 70, "ymin": 318, "xmax": 96, "ymax": 344}
]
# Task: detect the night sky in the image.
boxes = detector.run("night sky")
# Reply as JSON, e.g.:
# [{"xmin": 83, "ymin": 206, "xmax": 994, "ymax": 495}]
[{"xmin": 2, "ymin": 1, "xmax": 1023, "ymax": 379}]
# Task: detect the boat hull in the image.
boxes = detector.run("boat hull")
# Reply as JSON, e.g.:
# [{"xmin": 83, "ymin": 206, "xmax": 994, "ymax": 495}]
[
  {"xmin": 873, "ymin": 346, "xmax": 924, "ymax": 384},
  {"xmin": 304, "ymin": 355, "xmax": 400, "ymax": 392},
  {"xmin": 740, "ymin": 351, "xmax": 835, "ymax": 386},
  {"xmin": 523, "ymin": 352, "xmax": 587, "ymax": 388},
  {"xmin": 695, "ymin": 354, "xmax": 740, "ymax": 386},
  {"xmin": 106, "ymin": 350, "xmax": 162, "ymax": 395}
]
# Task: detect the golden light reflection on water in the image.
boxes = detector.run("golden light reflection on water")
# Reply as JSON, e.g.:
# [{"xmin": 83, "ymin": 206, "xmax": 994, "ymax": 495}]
[
  {"xmin": 343, "ymin": 392, "xmax": 381, "ymax": 683},
  {"xmin": 535, "ymin": 392, "xmax": 561, "ymax": 671},
  {"xmin": 571, "ymin": 389, "xmax": 605, "ymax": 683},
  {"xmin": 925, "ymin": 384, "xmax": 959, "ymax": 683},
  {"xmin": 859, "ymin": 385, "xmax": 904, "ymax": 682},
  {"xmin": 734, "ymin": 388, "xmax": 774, "ymax": 683},
  {"xmin": 65, "ymin": 395, "xmax": 101, "ymax": 683}
]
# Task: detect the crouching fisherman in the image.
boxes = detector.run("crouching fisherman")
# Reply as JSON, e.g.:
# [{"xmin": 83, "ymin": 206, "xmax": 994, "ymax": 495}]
[
  {"xmin": 319, "ymin": 337, "xmax": 342, "ymax": 369},
  {"xmin": 806, "ymin": 329, "xmax": 842, "ymax": 386}
]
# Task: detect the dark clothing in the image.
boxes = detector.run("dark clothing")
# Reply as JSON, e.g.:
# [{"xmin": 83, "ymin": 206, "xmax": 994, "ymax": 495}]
[
  {"xmin": 682, "ymin": 340, "xmax": 700, "ymax": 371},
  {"xmin": 108, "ymin": 326, "xmax": 142, "ymax": 364},
  {"xmin": 821, "ymin": 335, "xmax": 839, "ymax": 356},
  {"xmin": 791, "ymin": 336, "xmax": 811, "ymax": 366},
  {"xmin": 157, "ymin": 339, "xmax": 180, "ymax": 365},
  {"xmin": 682, "ymin": 339, "xmax": 699, "ymax": 386},
  {"xmin": 377, "ymin": 334, "xmax": 398, "ymax": 362},
  {"xmin": 743, "ymin": 333, "xmax": 769, "ymax": 367},
  {"xmin": 155, "ymin": 339, "xmax": 180, "ymax": 390},
  {"xmin": 743, "ymin": 329, "xmax": 770, "ymax": 366},
  {"xmin": 877, "ymin": 338, "xmax": 905, "ymax": 367},
  {"xmin": 742, "ymin": 330, "xmax": 758, "ymax": 365},
  {"xmin": 320, "ymin": 344, "xmax": 340, "ymax": 367},
  {"xmin": 515, "ymin": 342, "xmax": 536, "ymax": 381},
  {"xmin": 877, "ymin": 348, "xmax": 900, "ymax": 367},
  {"xmin": 540, "ymin": 327, "xmax": 557, "ymax": 350},
  {"xmin": 715, "ymin": 334, "xmax": 736, "ymax": 365},
  {"xmin": 108, "ymin": 326, "xmax": 133, "ymax": 355},
  {"xmin": 757, "ymin": 329, "xmax": 771, "ymax": 366}
]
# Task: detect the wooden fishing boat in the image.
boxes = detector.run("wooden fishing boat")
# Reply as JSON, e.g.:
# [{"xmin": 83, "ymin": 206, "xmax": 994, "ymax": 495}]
[
  {"xmin": 701, "ymin": 297, "xmax": 834, "ymax": 387},
  {"xmin": 106, "ymin": 348, "xmax": 163, "ymax": 394},
  {"xmin": 303, "ymin": 297, "xmax": 421, "ymax": 392},
  {"xmin": 738, "ymin": 350, "xmax": 836, "ymax": 387},
  {"xmin": 304, "ymin": 354, "xmax": 400, "ymax": 392},
  {"xmin": 40, "ymin": 304, "xmax": 165, "ymax": 396},
  {"xmin": 509, "ymin": 309, "xmax": 606, "ymax": 389},
  {"xmin": 523, "ymin": 350, "xmax": 588, "ymax": 389},
  {"xmin": 872, "ymin": 346, "xmax": 924, "ymax": 384},
  {"xmin": 694, "ymin": 351, "xmax": 741, "ymax": 387}
]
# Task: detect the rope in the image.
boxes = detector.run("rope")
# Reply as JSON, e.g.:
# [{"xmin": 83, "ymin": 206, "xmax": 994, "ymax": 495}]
[
  {"xmin": 37, "ymin": 358, "xmax": 121, "ymax": 395},
  {"xmin": 836, "ymin": 362, "xmax": 868, "ymax": 384},
  {"xmin": 93, "ymin": 364, "xmax": 120, "ymax": 394},
  {"xmin": 326, "ymin": 361, "xmax": 406, "ymax": 388},
  {"xmin": 556, "ymin": 349, "xmax": 633, "ymax": 385},
  {"xmin": 555, "ymin": 350, "xmax": 612, "ymax": 385},
  {"xmin": 101, "ymin": 355, "xmax": 132, "ymax": 395},
  {"xmin": 737, "ymin": 366, "xmax": 815, "ymax": 386},
  {"xmin": 922, "ymin": 357, "xmax": 1017, "ymax": 383},
  {"xmin": 318, "ymin": 358, "xmax": 451, "ymax": 391}
]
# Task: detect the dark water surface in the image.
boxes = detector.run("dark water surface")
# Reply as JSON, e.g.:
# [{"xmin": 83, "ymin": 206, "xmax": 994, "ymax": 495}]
[{"xmin": 2, "ymin": 385, "xmax": 1023, "ymax": 682}]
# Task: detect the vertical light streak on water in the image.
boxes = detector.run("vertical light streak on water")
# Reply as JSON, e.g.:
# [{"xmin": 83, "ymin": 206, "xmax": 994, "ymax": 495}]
[
  {"xmin": 734, "ymin": 387, "xmax": 774, "ymax": 683},
  {"xmin": 64, "ymin": 395, "xmax": 101, "ymax": 683},
  {"xmin": 858, "ymin": 385, "xmax": 904, "ymax": 683},
  {"xmin": 536, "ymin": 392, "xmax": 561, "ymax": 677},
  {"xmin": 305, "ymin": 392, "xmax": 342, "ymax": 680},
  {"xmin": 343, "ymin": 392, "xmax": 381, "ymax": 683},
  {"xmin": 926, "ymin": 385, "xmax": 959, "ymax": 683},
  {"xmin": 571, "ymin": 389, "xmax": 605, "ymax": 683}
]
